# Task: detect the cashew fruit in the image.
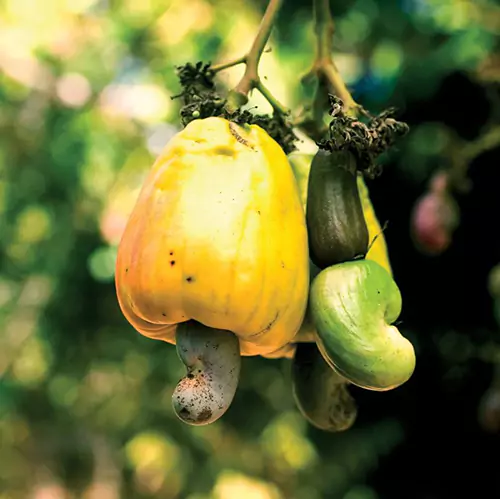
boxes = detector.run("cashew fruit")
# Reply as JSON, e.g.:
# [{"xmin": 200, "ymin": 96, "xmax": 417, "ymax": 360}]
[
  {"xmin": 292, "ymin": 342, "xmax": 357, "ymax": 432},
  {"xmin": 115, "ymin": 116, "xmax": 309, "ymax": 357},
  {"xmin": 273, "ymin": 152, "xmax": 394, "ymax": 361},
  {"xmin": 306, "ymin": 149, "xmax": 369, "ymax": 269},
  {"xmin": 411, "ymin": 190, "xmax": 459, "ymax": 256},
  {"xmin": 289, "ymin": 152, "xmax": 392, "ymax": 276},
  {"xmin": 310, "ymin": 259, "xmax": 415, "ymax": 391}
]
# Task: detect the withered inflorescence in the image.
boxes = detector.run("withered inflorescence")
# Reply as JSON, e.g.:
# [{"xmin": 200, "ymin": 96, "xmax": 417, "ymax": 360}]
[
  {"xmin": 173, "ymin": 61, "xmax": 298, "ymax": 155},
  {"xmin": 319, "ymin": 95, "xmax": 410, "ymax": 178}
]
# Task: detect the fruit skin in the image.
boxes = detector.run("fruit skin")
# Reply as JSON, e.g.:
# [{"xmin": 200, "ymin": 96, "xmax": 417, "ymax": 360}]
[
  {"xmin": 288, "ymin": 153, "xmax": 310, "ymax": 212},
  {"xmin": 115, "ymin": 117, "xmax": 309, "ymax": 357},
  {"xmin": 310, "ymin": 259, "xmax": 415, "ymax": 391},
  {"xmin": 262, "ymin": 260, "xmax": 320, "ymax": 359},
  {"xmin": 292, "ymin": 342, "xmax": 357, "ymax": 432},
  {"xmin": 306, "ymin": 149, "xmax": 369, "ymax": 269},
  {"xmin": 172, "ymin": 321, "xmax": 240, "ymax": 426},
  {"xmin": 356, "ymin": 176, "xmax": 392, "ymax": 276}
]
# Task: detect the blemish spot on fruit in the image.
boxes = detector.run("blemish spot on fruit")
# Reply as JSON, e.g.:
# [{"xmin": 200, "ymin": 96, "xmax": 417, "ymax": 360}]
[
  {"xmin": 125, "ymin": 268, "xmax": 129, "ymax": 273},
  {"xmin": 162, "ymin": 312, "xmax": 167, "ymax": 317},
  {"xmin": 169, "ymin": 251, "xmax": 174, "ymax": 256},
  {"xmin": 186, "ymin": 276, "xmax": 194, "ymax": 283},
  {"xmin": 228, "ymin": 122, "xmax": 253, "ymax": 149},
  {"xmin": 197, "ymin": 408, "xmax": 213, "ymax": 423},
  {"xmin": 253, "ymin": 312, "xmax": 280, "ymax": 337},
  {"xmin": 214, "ymin": 146, "xmax": 234, "ymax": 156},
  {"xmin": 170, "ymin": 260, "xmax": 176, "ymax": 266},
  {"xmin": 257, "ymin": 210, "xmax": 261, "ymax": 215}
]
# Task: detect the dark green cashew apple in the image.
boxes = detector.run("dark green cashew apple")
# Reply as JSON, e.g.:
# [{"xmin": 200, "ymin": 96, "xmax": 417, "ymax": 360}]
[
  {"xmin": 172, "ymin": 321, "xmax": 241, "ymax": 425},
  {"xmin": 306, "ymin": 149, "xmax": 369, "ymax": 269},
  {"xmin": 310, "ymin": 259, "xmax": 416, "ymax": 391},
  {"xmin": 292, "ymin": 342, "xmax": 357, "ymax": 432}
]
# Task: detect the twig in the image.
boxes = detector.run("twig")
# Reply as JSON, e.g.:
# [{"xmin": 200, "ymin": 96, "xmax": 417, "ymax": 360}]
[
  {"xmin": 210, "ymin": 54, "xmax": 247, "ymax": 73},
  {"xmin": 255, "ymin": 79, "xmax": 289, "ymax": 115},
  {"xmin": 210, "ymin": 48, "xmax": 272, "ymax": 73},
  {"xmin": 463, "ymin": 125, "xmax": 500, "ymax": 161}
]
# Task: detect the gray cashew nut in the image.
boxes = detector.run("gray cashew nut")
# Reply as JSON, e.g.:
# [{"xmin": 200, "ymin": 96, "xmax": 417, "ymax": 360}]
[{"xmin": 172, "ymin": 320, "xmax": 241, "ymax": 425}]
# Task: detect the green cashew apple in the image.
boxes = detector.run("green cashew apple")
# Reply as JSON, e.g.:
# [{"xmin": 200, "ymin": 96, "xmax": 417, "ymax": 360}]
[
  {"xmin": 310, "ymin": 259, "xmax": 416, "ymax": 391},
  {"xmin": 306, "ymin": 149, "xmax": 369, "ymax": 269}
]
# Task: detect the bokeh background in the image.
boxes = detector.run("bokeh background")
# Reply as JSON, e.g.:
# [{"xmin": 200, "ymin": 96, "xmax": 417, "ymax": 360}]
[{"xmin": 1, "ymin": 0, "xmax": 499, "ymax": 498}]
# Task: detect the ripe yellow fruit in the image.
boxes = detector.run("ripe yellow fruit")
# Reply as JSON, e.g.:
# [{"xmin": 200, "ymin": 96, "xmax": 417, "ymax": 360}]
[{"xmin": 116, "ymin": 117, "xmax": 310, "ymax": 356}]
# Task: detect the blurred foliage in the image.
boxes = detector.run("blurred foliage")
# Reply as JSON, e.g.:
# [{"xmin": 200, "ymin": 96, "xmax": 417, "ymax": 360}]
[{"xmin": 0, "ymin": 0, "xmax": 499, "ymax": 498}]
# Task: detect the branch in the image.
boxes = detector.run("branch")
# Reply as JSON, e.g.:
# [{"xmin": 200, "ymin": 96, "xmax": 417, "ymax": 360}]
[
  {"xmin": 448, "ymin": 125, "xmax": 500, "ymax": 193},
  {"xmin": 296, "ymin": 0, "xmax": 359, "ymax": 138},
  {"xmin": 224, "ymin": 0, "xmax": 287, "ymax": 114},
  {"xmin": 234, "ymin": 0, "xmax": 282, "ymax": 94},
  {"xmin": 463, "ymin": 125, "xmax": 500, "ymax": 161},
  {"xmin": 312, "ymin": 0, "xmax": 357, "ymax": 112}
]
